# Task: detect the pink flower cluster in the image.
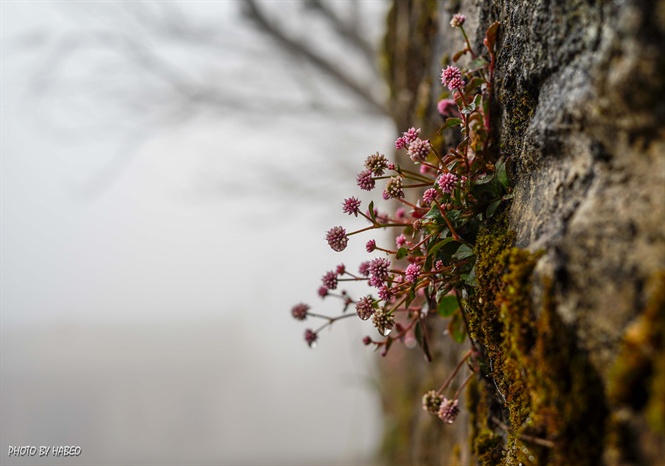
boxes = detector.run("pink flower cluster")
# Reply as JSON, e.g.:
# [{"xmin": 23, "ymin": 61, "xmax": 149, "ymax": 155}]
[
  {"xmin": 422, "ymin": 188, "xmax": 438, "ymax": 205},
  {"xmin": 450, "ymin": 13, "xmax": 465, "ymax": 28},
  {"xmin": 407, "ymin": 138, "xmax": 432, "ymax": 163},
  {"xmin": 364, "ymin": 152, "xmax": 389, "ymax": 176},
  {"xmin": 368, "ymin": 257, "xmax": 390, "ymax": 287},
  {"xmin": 342, "ymin": 197, "xmax": 361, "ymax": 216},
  {"xmin": 356, "ymin": 169, "xmax": 375, "ymax": 191},
  {"xmin": 326, "ymin": 226, "xmax": 348, "ymax": 252},
  {"xmin": 437, "ymin": 172, "xmax": 459, "ymax": 194},
  {"xmin": 438, "ymin": 398, "xmax": 460, "ymax": 424},
  {"xmin": 291, "ymin": 303, "xmax": 309, "ymax": 321},
  {"xmin": 441, "ymin": 65, "xmax": 464, "ymax": 91},
  {"xmin": 405, "ymin": 263, "xmax": 421, "ymax": 283},
  {"xmin": 437, "ymin": 99, "xmax": 458, "ymax": 116},
  {"xmin": 355, "ymin": 295, "xmax": 375, "ymax": 321},
  {"xmin": 395, "ymin": 127, "xmax": 421, "ymax": 149},
  {"xmin": 384, "ymin": 176, "xmax": 405, "ymax": 199},
  {"xmin": 321, "ymin": 270, "xmax": 338, "ymax": 290}
]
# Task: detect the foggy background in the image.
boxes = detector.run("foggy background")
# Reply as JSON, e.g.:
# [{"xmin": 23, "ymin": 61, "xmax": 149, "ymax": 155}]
[{"xmin": 1, "ymin": 1, "xmax": 397, "ymax": 464}]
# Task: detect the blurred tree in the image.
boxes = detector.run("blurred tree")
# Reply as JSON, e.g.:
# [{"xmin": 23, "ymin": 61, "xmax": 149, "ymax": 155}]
[
  {"xmin": 14, "ymin": 0, "xmax": 392, "ymax": 198},
  {"xmin": 24, "ymin": 0, "xmax": 390, "ymax": 133}
]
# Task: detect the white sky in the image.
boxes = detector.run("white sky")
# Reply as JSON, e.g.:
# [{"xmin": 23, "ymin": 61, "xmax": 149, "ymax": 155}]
[{"xmin": 1, "ymin": 1, "xmax": 398, "ymax": 464}]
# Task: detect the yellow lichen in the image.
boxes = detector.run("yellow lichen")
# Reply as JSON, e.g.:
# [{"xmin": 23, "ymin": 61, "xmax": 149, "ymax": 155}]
[
  {"xmin": 607, "ymin": 270, "xmax": 665, "ymax": 450},
  {"xmin": 467, "ymin": 213, "xmax": 607, "ymax": 465}
]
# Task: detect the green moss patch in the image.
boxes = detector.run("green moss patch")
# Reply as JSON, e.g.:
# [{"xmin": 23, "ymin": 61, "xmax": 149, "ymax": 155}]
[{"xmin": 466, "ymin": 214, "xmax": 607, "ymax": 465}]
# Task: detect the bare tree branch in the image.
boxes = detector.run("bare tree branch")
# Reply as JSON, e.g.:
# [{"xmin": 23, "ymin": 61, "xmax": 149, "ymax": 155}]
[
  {"xmin": 303, "ymin": 0, "xmax": 377, "ymax": 69},
  {"xmin": 242, "ymin": 0, "xmax": 388, "ymax": 116}
]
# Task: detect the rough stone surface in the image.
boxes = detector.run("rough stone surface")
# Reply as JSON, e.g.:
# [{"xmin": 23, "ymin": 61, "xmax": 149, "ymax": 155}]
[{"xmin": 380, "ymin": 0, "xmax": 665, "ymax": 464}]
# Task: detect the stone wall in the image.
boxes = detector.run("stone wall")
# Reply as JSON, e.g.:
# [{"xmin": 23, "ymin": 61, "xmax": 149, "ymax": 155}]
[{"xmin": 379, "ymin": 1, "xmax": 665, "ymax": 464}]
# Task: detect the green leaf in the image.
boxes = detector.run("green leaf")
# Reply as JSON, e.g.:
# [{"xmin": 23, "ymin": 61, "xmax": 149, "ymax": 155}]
[
  {"xmin": 448, "ymin": 311, "xmax": 467, "ymax": 343},
  {"xmin": 410, "ymin": 248, "xmax": 424, "ymax": 257},
  {"xmin": 465, "ymin": 77, "xmax": 486, "ymax": 94},
  {"xmin": 496, "ymin": 159, "xmax": 509, "ymax": 189},
  {"xmin": 486, "ymin": 199, "xmax": 502, "ymax": 219},
  {"xmin": 471, "ymin": 175, "xmax": 503, "ymax": 202},
  {"xmin": 442, "ymin": 117, "xmax": 463, "ymax": 130},
  {"xmin": 469, "ymin": 57, "xmax": 489, "ymax": 71},
  {"xmin": 396, "ymin": 247, "xmax": 408, "ymax": 260},
  {"xmin": 474, "ymin": 172, "xmax": 495, "ymax": 185},
  {"xmin": 485, "ymin": 22, "xmax": 500, "ymax": 52},
  {"xmin": 461, "ymin": 102, "xmax": 476, "ymax": 115},
  {"xmin": 427, "ymin": 237, "xmax": 457, "ymax": 257},
  {"xmin": 368, "ymin": 201, "xmax": 376, "ymax": 223},
  {"xmin": 424, "ymin": 203, "xmax": 441, "ymax": 219},
  {"xmin": 405, "ymin": 288, "xmax": 416, "ymax": 310},
  {"xmin": 437, "ymin": 295, "xmax": 459, "ymax": 317},
  {"xmin": 452, "ymin": 244, "xmax": 474, "ymax": 260},
  {"xmin": 454, "ymin": 185, "xmax": 462, "ymax": 204},
  {"xmin": 465, "ymin": 267, "xmax": 477, "ymax": 286}
]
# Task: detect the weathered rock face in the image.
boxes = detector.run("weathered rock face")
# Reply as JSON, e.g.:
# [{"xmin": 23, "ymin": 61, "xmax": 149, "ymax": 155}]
[{"xmin": 380, "ymin": 1, "xmax": 665, "ymax": 464}]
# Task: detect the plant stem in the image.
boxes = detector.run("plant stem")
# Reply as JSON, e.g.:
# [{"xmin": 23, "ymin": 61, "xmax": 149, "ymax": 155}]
[
  {"xmin": 459, "ymin": 26, "xmax": 477, "ymax": 59},
  {"xmin": 453, "ymin": 371, "xmax": 475, "ymax": 399},
  {"xmin": 437, "ymin": 348, "xmax": 473, "ymax": 394}
]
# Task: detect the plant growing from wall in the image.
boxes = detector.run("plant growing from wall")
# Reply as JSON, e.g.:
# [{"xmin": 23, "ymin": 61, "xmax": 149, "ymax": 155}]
[{"xmin": 291, "ymin": 14, "xmax": 505, "ymax": 424}]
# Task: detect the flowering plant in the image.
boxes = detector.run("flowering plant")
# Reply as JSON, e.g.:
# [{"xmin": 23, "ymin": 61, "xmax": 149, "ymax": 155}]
[{"xmin": 292, "ymin": 16, "xmax": 505, "ymax": 424}]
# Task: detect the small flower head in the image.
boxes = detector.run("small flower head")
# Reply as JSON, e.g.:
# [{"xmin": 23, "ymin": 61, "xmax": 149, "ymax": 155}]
[
  {"xmin": 322, "ymin": 270, "xmax": 338, "ymax": 290},
  {"xmin": 434, "ymin": 260, "xmax": 444, "ymax": 270},
  {"xmin": 304, "ymin": 329, "xmax": 318, "ymax": 348},
  {"xmin": 317, "ymin": 286, "xmax": 329, "ymax": 298},
  {"xmin": 395, "ymin": 136, "xmax": 407, "ymax": 150},
  {"xmin": 441, "ymin": 66, "xmax": 462, "ymax": 87},
  {"xmin": 450, "ymin": 13, "xmax": 465, "ymax": 28},
  {"xmin": 326, "ymin": 226, "xmax": 348, "ymax": 252},
  {"xmin": 438, "ymin": 398, "xmax": 460, "ymax": 424},
  {"xmin": 407, "ymin": 138, "xmax": 432, "ymax": 163},
  {"xmin": 402, "ymin": 127, "xmax": 421, "ymax": 144},
  {"xmin": 336, "ymin": 264, "xmax": 346, "ymax": 275},
  {"xmin": 437, "ymin": 172, "xmax": 459, "ymax": 194},
  {"xmin": 378, "ymin": 284, "xmax": 393, "ymax": 301},
  {"xmin": 365, "ymin": 152, "xmax": 389, "ymax": 176},
  {"xmin": 405, "ymin": 263, "xmax": 421, "ymax": 283},
  {"xmin": 422, "ymin": 390, "xmax": 445, "ymax": 416},
  {"xmin": 395, "ymin": 207, "xmax": 406, "ymax": 219},
  {"xmin": 447, "ymin": 77, "xmax": 465, "ymax": 91},
  {"xmin": 384, "ymin": 176, "xmax": 405, "ymax": 199},
  {"xmin": 437, "ymin": 98, "xmax": 458, "ymax": 116},
  {"xmin": 291, "ymin": 303, "xmax": 309, "ymax": 321},
  {"xmin": 422, "ymin": 188, "xmax": 438, "ymax": 206},
  {"xmin": 358, "ymin": 261, "xmax": 371, "ymax": 276},
  {"xmin": 342, "ymin": 197, "xmax": 361, "ymax": 216},
  {"xmin": 355, "ymin": 295, "xmax": 375, "ymax": 321},
  {"xmin": 372, "ymin": 308, "xmax": 395, "ymax": 336},
  {"xmin": 396, "ymin": 234, "xmax": 407, "ymax": 247},
  {"xmin": 369, "ymin": 257, "xmax": 391, "ymax": 282},
  {"xmin": 356, "ymin": 169, "xmax": 375, "ymax": 191},
  {"xmin": 369, "ymin": 275, "xmax": 384, "ymax": 288},
  {"xmin": 362, "ymin": 336, "xmax": 372, "ymax": 346}
]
